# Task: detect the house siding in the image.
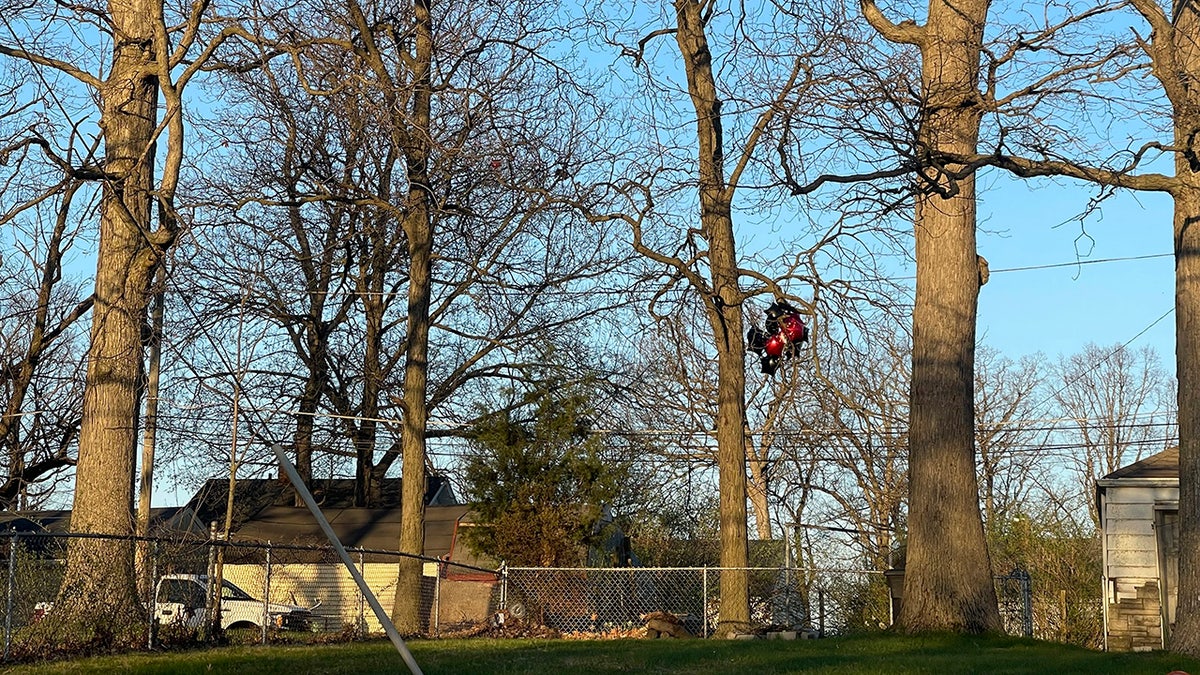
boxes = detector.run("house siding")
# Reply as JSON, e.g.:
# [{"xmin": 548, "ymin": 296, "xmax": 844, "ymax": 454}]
[
  {"xmin": 1100, "ymin": 482, "xmax": 1177, "ymax": 652},
  {"xmin": 223, "ymin": 563, "xmax": 497, "ymax": 633}
]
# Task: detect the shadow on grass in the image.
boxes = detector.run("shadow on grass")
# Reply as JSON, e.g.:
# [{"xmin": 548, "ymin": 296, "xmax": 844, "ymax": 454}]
[{"xmin": 4, "ymin": 632, "xmax": 1200, "ymax": 675}]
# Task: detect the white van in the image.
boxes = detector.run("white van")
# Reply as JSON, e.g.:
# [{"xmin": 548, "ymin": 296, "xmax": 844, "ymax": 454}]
[{"xmin": 154, "ymin": 574, "xmax": 318, "ymax": 631}]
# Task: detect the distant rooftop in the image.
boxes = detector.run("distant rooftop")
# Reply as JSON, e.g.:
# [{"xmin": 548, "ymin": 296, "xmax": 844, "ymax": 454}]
[
  {"xmin": 177, "ymin": 475, "xmax": 455, "ymax": 533},
  {"xmin": 1102, "ymin": 447, "xmax": 1179, "ymax": 481}
]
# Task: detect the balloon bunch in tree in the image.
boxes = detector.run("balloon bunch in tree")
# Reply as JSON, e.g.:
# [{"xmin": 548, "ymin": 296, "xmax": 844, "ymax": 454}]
[{"xmin": 747, "ymin": 299, "xmax": 809, "ymax": 376}]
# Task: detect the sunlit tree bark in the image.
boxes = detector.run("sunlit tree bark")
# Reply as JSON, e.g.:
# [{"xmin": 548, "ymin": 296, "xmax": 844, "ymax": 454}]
[{"xmin": 861, "ymin": 0, "xmax": 1002, "ymax": 633}]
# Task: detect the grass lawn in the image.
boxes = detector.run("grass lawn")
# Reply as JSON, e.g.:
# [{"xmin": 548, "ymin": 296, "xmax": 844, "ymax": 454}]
[{"xmin": 2, "ymin": 633, "xmax": 1199, "ymax": 674}]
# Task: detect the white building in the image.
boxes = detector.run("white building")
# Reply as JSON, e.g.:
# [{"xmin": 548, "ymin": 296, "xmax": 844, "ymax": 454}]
[{"xmin": 1096, "ymin": 447, "xmax": 1178, "ymax": 651}]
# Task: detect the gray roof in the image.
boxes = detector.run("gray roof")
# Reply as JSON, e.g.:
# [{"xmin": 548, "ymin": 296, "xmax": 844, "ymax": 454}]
[
  {"xmin": 233, "ymin": 503, "xmax": 469, "ymax": 556},
  {"xmin": 1102, "ymin": 447, "xmax": 1179, "ymax": 480},
  {"xmin": 176, "ymin": 475, "xmax": 456, "ymax": 533},
  {"xmin": 0, "ymin": 506, "xmax": 202, "ymax": 535}
]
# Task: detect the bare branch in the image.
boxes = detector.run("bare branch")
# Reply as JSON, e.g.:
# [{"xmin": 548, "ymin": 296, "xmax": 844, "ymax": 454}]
[{"xmin": 859, "ymin": 0, "xmax": 925, "ymax": 46}]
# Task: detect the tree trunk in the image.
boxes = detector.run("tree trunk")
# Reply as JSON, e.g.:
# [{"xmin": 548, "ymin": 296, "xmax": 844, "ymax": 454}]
[
  {"xmin": 391, "ymin": 0, "xmax": 434, "ymax": 635},
  {"xmin": 1168, "ymin": 177, "xmax": 1200, "ymax": 653},
  {"xmin": 392, "ymin": 207, "xmax": 432, "ymax": 633},
  {"xmin": 747, "ymin": 450, "xmax": 773, "ymax": 541},
  {"xmin": 355, "ymin": 241, "xmax": 386, "ymax": 507},
  {"xmin": 285, "ymin": 192, "xmax": 332, "ymax": 502},
  {"xmin": 898, "ymin": 0, "xmax": 1001, "ymax": 634},
  {"xmin": 136, "ymin": 272, "xmax": 165, "ymax": 602},
  {"xmin": 1164, "ymin": 0, "xmax": 1200, "ymax": 652},
  {"xmin": 56, "ymin": 0, "xmax": 162, "ymax": 641},
  {"xmin": 289, "ymin": 294, "xmax": 320, "ymax": 500},
  {"xmin": 674, "ymin": 0, "xmax": 750, "ymax": 636}
]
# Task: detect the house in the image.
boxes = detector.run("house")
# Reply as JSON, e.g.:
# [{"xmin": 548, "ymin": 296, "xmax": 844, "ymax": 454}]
[
  {"xmin": 178, "ymin": 475, "xmax": 491, "ymax": 566},
  {"xmin": 1096, "ymin": 447, "xmax": 1179, "ymax": 651},
  {"xmin": 182, "ymin": 475, "xmax": 499, "ymax": 633},
  {"xmin": 3, "ymin": 475, "xmax": 499, "ymax": 633}
]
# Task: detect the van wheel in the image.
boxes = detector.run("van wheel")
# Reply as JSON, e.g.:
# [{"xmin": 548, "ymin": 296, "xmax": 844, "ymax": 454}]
[{"xmin": 507, "ymin": 600, "xmax": 527, "ymax": 620}]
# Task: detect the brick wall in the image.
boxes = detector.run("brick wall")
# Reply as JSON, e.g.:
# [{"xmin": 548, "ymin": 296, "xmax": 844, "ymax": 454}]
[{"xmin": 1106, "ymin": 580, "xmax": 1162, "ymax": 652}]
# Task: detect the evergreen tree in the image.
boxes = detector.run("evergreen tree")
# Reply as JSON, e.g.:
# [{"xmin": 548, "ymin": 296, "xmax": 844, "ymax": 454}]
[{"xmin": 462, "ymin": 388, "xmax": 624, "ymax": 567}]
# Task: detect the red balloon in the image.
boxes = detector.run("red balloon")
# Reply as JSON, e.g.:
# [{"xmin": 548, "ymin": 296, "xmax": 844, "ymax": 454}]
[
  {"xmin": 765, "ymin": 333, "xmax": 787, "ymax": 357},
  {"xmin": 781, "ymin": 314, "xmax": 806, "ymax": 342}
]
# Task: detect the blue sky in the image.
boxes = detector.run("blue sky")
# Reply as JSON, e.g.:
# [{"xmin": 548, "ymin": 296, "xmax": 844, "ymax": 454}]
[{"xmin": 975, "ymin": 171, "xmax": 1176, "ymax": 370}]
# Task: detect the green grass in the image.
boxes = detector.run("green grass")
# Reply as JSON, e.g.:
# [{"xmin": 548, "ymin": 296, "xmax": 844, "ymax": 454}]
[{"xmin": 2, "ymin": 633, "xmax": 1199, "ymax": 675}]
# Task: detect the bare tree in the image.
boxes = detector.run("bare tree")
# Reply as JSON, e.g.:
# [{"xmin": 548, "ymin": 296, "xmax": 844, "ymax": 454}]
[
  {"xmin": 849, "ymin": 0, "xmax": 1200, "ymax": 647},
  {"xmin": 859, "ymin": 0, "xmax": 1002, "ymax": 632},
  {"xmin": 592, "ymin": 0, "xmax": 917, "ymax": 631},
  {"xmin": 1051, "ymin": 343, "xmax": 1173, "ymax": 526},
  {"xmin": 596, "ymin": 0, "xmax": 809, "ymax": 631},
  {"xmin": 805, "ymin": 328, "xmax": 910, "ymax": 570},
  {"xmin": 975, "ymin": 347, "xmax": 1049, "ymax": 529},
  {"xmin": 0, "ymin": 222, "xmax": 90, "ymax": 509},
  {"xmin": 0, "ymin": 135, "xmax": 93, "ymax": 508},
  {"xmin": 175, "ymin": 0, "xmax": 639, "ymax": 634},
  {"xmin": 0, "ymin": 0, "xmax": 238, "ymax": 639}
]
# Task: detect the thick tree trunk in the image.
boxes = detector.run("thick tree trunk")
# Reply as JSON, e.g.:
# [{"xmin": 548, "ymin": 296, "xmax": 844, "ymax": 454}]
[
  {"xmin": 1168, "ymin": 178, "xmax": 1200, "ymax": 653},
  {"xmin": 56, "ymin": 0, "xmax": 162, "ymax": 642},
  {"xmin": 898, "ymin": 0, "xmax": 1001, "ymax": 634},
  {"xmin": 393, "ymin": 208, "xmax": 432, "ymax": 633},
  {"xmin": 674, "ymin": 0, "xmax": 750, "ymax": 636},
  {"xmin": 1164, "ymin": 1, "xmax": 1200, "ymax": 653},
  {"xmin": 391, "ymin": 0, "xmax": 434, "ymax": 635}
]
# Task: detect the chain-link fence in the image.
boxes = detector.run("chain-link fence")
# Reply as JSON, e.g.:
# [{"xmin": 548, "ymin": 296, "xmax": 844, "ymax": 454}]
[
  {"xmin": 0, "ymin": 531, "xmax": 1040, "ymax": 661},
  {"xmin": 501, "ymin": 566, "xmax": 893, "ymax": 637},
  {"xmin": 0, "ymin": 530, "xmax": 501, "ymax": 660},
  {"xmin": 502, "ymin": 566, "xmax": 1035, "ymax": 638}
]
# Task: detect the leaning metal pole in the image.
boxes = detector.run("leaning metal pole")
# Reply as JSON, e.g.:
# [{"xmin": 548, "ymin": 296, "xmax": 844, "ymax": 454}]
[{"xmin": 271, "ymin": 444, "xmax": 423, "ymax": 675}]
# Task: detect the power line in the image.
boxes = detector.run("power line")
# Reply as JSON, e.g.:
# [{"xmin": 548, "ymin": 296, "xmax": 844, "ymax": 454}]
[
  {"xmin": 989, "ymin": 253, "xmax": 1172, "ymax": 275},
  {"xmin": 146, "ymin": 405, "xmax": 1178, "ymax": 440},
  {"xmin": 851, "ymin": 252, "xmax": 1172, "ymax": 283},
  {"xmin": 1023, "ymin": 306, "xmax": 1175, "ymax": 430}
]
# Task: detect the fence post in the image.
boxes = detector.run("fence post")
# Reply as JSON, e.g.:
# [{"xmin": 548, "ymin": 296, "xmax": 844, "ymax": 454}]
[
  {"xmin": 262, "ymin": 541, "xmax": 272, "ymax": 645},
  {"xmin": 1019, "ymin": 568, "xmax": 1033, "ymax": 637},
  {"xmin": 702, "ymin": 567, "xmax": 708, "ymax": 638},
  {"xmin": 148, "ymin": 540, "xmax": 158, "ymax": 649},
  {"xmin": 500, "ymin": 562, "xmax": 507, "ymax": 612},
  {"xmin": 358, "ymin": 551, "xmax": 366, "ymax": 637},
  {"xmin": 817, "ymin": 587, "xmax": 825, "ymax": 638},
  {"xmin": 4, "ymin": 531, "xmax": 17, "ymax": 661},
  {"xmin": 433, "ymin": 562, "xmax": 441, "ymax": 637}
]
